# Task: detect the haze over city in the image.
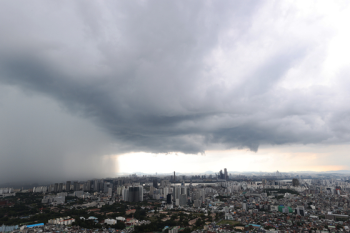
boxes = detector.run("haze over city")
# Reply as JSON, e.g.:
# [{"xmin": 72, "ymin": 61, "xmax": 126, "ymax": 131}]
[{"xmin": 2, "ymin": 0, "xmax": 350, "ymax": 184}]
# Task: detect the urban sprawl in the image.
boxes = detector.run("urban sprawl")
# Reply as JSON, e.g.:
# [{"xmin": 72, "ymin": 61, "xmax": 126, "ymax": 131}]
[{"xmin": 1, "ymin": 170, "xmax": 350, "ymax": 233}]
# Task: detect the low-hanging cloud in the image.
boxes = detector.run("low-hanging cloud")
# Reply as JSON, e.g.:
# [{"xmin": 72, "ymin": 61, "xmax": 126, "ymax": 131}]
[{"xmin": 1, "ymin": 0, "xmax": 350, "ymax": 178}]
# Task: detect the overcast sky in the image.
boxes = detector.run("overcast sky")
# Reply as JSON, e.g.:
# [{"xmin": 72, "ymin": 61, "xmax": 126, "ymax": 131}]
[{"xmin": 1, "ymin": 0, "xmax": 350, "ymax": 183}]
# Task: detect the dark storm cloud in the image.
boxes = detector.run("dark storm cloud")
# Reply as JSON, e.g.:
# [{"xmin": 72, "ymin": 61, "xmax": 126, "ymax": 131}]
[{"xmin": 0, "ymin": 0, "xmax": 349, "ymax": 175}]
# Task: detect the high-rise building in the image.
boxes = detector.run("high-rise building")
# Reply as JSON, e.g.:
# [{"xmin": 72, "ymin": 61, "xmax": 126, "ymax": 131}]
[
  {"xmin": 128, "ymin": 186, "xmax": 143, "ymax": 202},
  {"xmin": 84, "ymin": 181, "xmax": 90, "ymax": 191},
  {"xmin": 66, "ymin": 181, "xmax": 71, "ymax": 191},
  {"xmin": 58, "ymin": 183, "xmax": 63, "ymax": 192},
  {"xmin": 153, "ymin": 179, "xmax": 158, "ymax": 188},
  {"xmin": 224, "ymin": 168, "xmax": 228, "ymax": 180},
  {"xmin": 150, "ymin": 186, "xmax": 155, "ymax": 196},
  {"xmin": 163, "ymin": 187, "xmax": 169, "ymax": 197},
  {"xmin": 74, "ymin": 182, "xmax": 80, "ymax": 191},
  {"xmin": 199, "ymin": 189, "xmax": 205, "ymax": 202},
  {"xmin": 104, "ymin": 182, "xmax": 113, "ymax": 193},
  {"xmin": 116, "ymin": 186, "xmax": 123, "ymax": 196},
  {"xmin": 219, "ymin": 170, "xmax": 224, "ymax": 179},
  {"xmin": 122, "ymin": 187, "xmax": 129, "ymax": 202},
  {"xmin": 181, "ymin": 186, "xmax": 187, "ymax": 196},
  {"xmin": 94, "ymin": 180, "xmax": 99, "ymax": 192},
  {"xmin": 194, "ymin": 200, "xmax": 201, "ymax": 208},
  {"xmin": 179, "ymin": 194, "xmax": 187, "ymax": 206},
  {"xmin": 108, "ymin": 187, "xmax": 112, "ymax": 197},
  {"xmin": 54, "ymin": 183, "xmax": 58, "ymax": 192},
  {"xmin": 139, "ymin": 185, "xmax": 143, "ymax": 201},
  {"xmin": 167, "ymin": 194, "xmax": 172, "ymax": 204},
  {"xmin": 174, "ymin": 186, "xmax": 181, "ymax": 200}
]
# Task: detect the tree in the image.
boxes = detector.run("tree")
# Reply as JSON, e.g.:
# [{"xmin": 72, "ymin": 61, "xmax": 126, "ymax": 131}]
[
  {"xmin": 134, "ymin": 209, "xmax": 147, "ymax": 220},
  {"xmin": 113, "ymin": 221, "xmax": 125, "ymax": 229},
  {"xmin": 195, "ymin": 218, "xmax": 203, "ymax": 227}
]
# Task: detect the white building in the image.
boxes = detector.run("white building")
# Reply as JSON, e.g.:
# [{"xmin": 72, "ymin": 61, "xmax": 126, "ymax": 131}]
[
  {"xmin": 105, "ymin": 219, "xmax": 117, "ymax": 225},
  {"xmin": 48, "ymin": 216, "xmax": 75, "ymax": 225},
  {"xmin": 122, "ymin": 188, "xmax": 129, "ymax": 202},
  {"xmin": 225, "ymin": 213, "xmax": 234, "ymax": 220}
]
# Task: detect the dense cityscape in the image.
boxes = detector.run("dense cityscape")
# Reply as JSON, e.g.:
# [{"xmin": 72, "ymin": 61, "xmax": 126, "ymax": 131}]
[
  {"xmin": 2, "ymin": 0, "xmax": 350, "ymax": 232},
  {"xmin": 2, "ymin": 170, "xmax": 350, "ymax": 232}
]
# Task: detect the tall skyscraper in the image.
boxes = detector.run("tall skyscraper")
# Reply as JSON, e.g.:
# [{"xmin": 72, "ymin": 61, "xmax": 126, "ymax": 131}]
[
  {"xmin": 174, "ymin": 185, "xmax": 181, "ymax": 200},
  {"xmin": 128, "ymin": 186, "xmax": 143, "ymax": 202},
  {"xmin": 224, "ymin": 168, "xmax": 228, "ymax": 180},
  {"xmin": 66, "ymin": 181, "xmax": 71, "ymax": 191},
  {"xmin": 167, "ymin": 194, "xmax": 172, "ymax": 204},
  {"xmin": 200, "ymin": 189, "xmax": 205, "ymax": 202}
]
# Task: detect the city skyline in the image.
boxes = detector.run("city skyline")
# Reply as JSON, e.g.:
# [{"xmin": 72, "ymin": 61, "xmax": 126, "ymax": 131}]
[
  {"xmin": 1, "ymin": 168, "xmax": 349, "ymax": 231},
  {"xmin": 1, "ymin": 168, "xmax": 347, "ymax": 189}
]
